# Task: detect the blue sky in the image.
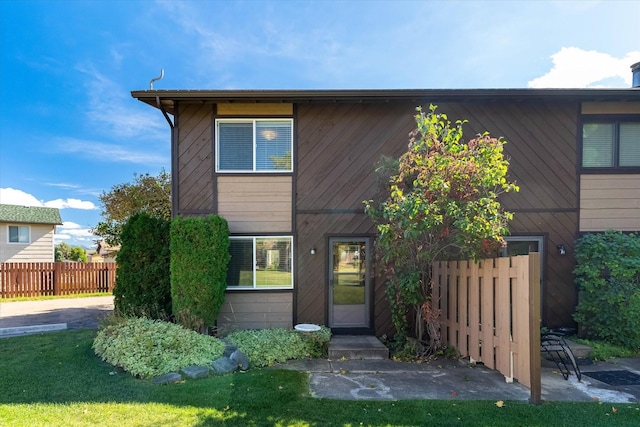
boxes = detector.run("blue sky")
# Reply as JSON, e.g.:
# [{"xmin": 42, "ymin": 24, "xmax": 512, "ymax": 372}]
[{"xmin": 1, "ymin": 0, "xmax": 639, "ymax": 249}]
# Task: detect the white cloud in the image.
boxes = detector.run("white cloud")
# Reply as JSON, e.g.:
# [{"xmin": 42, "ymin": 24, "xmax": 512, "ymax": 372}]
[
  {"xmin": 55, "ymin": 137, "xmax": 168, "ymax": 165},
  {"xmin": 528, "ymin": 48, "xmax": 640, "ymax": 88},
  {"xmin": 44, "ymin": 199, "xmax": 97, "ymax": 210},
  {"xmin": 0, "ymin": 188, "xmax": 97, "ymax": 210},
  {"xmin": 55, "ymin": 222, "xmax": 96, "ymax": 247},
  {"xmin": 45, "ymin": 182, "xmax": 81, "ymax": 189},
  {"xmin": 59, "ymin": 221, "xmax": 83, "ymax": 229},
  {"xmin": 0, "ymin": 188, "xmax": 44, "ymax": 207},
  {"xmin": 58, "ymin": 222, "xmax": 95, "ymax": 238},
  {"xmin": 75, "ymin": 62, "xmax": 167, "ymax": 140}
]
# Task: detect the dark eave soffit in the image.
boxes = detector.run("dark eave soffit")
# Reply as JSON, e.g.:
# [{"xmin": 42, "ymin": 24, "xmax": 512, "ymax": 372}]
[{"xmin": 131, "ymin": 88, "xmax": 640, "ymax": 115}]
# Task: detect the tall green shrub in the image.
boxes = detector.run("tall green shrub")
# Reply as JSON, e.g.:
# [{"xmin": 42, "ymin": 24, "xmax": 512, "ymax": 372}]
[
  {"xmin": 573, "ymin": 231, "xmax": 640, "ymax": 349},
  {"xmin": 113, "ymin": 212, "xmax": 171, "ymax": 319},
  {"xmin": 364, "ymin": 105, "xmax": 518, "ymax": 354},
  {"xmin": 170, "ymin": 215, "xmax": 230, "ymax": 332}
]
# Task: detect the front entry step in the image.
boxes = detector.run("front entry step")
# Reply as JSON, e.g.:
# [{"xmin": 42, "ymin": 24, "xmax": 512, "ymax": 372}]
[{"xmin": 328, "ymin": 335, "xmax": 389, "ymax": 360}]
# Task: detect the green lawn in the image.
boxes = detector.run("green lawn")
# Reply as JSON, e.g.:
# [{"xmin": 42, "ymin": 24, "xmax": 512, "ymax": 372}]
[
  {"xmin": 235, "ymin": 269, "xmax": 292, "ymax": 288},
  {"xmin": 1, "ymin": 330, "xmax": 639, "ymax": 426},
  {"xmin": 0, "ymin": 292, "xmax": 110, "ymax": 302}
]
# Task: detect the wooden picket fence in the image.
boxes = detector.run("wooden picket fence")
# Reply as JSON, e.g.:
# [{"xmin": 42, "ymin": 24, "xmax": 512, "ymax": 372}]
[
  {"xmin": 0, "ymin": 262, "xmax": 117, "ymax": 298},
  {"xmin": 433, "ymin": 253, "xmax": 542, "ymax": 403}
]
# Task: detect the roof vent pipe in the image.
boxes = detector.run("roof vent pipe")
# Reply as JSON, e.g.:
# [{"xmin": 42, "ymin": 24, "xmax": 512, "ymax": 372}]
[
  {"xmin": 150, "ymin": 69, "xmax": 164, "ymax": 90},
  {"xmin": 632, "ymin": 62, "xmax": 640, "ymax": 88}
]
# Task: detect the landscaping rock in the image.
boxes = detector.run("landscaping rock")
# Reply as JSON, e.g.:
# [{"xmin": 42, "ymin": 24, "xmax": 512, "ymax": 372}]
[
  {"xmin": 230, "ymin": 349, "xmax": 250, "ymax": 371},
  {"xmin": 212, "ymin": 357, "xmax": 238, "ymax": 375},
  {"xmin": 181, "ymin": 365, "xmax": 210, "ymax": 380},
  {"xmin": 152, "ymin": 372, "xmax": 183, "ymax": 385},
  {"xmin": 221, "ymin": 340, "xmax": 238, "ymax": 358}
]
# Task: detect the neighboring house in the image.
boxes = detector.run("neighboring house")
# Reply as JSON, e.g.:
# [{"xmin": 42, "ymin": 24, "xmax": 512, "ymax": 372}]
[
  {"xmin": 89, "ymin": 241, "xmax": 119, "ymax": 263},
  {"xmin": 132, "ymin": 70, "xmax": 640, "ymax": 335},
  {"xmin": 0, "ymin": 204, "xmax": 63, "ymax": 263}
]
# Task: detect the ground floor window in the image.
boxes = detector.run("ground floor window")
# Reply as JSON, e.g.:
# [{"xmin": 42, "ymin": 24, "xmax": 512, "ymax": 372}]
[{"xmin": 227, "ymin": 236, "xmax": 293, "ymax": 289}]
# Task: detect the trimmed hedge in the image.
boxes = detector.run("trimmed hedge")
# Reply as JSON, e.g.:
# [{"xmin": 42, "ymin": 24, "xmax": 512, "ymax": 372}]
[
  {"xmin": 113, "ymin": 212, "xmax": 171, "ymax": 319},
  {"xmin": 170, "ymin": 215, "xmax": 230, "ymax": 332},
  {"xmin": 573, "ymin": 231, "xmax": 640, "ymax": 349}
]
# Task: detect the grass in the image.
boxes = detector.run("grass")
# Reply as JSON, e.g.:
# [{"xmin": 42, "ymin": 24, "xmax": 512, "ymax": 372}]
[
  {"xmin": 236, "ymin": 270, "xmax": 293, "ymax": 288},
  {"xmin": 333, "ymin": 284, "xmax": 365, "ymax": 305},
  {"xmin": 572, "ymin": 337, "xmax": 640, "ymax": 361},
  {"xmin": 1, "ymin": 330, "xmax": 639, "ymax": 426},
  {"xmin": 0, "ymin": 292, "xmax": 111, "ymax": 302}
]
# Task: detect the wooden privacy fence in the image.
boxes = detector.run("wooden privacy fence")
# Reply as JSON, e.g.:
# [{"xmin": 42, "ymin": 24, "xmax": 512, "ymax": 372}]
[
  {"xmin": 0, "ymin": 262, "xmax": 117, "ymax": 298},
  {"xmin": 433, "ymin": 253, "xmax": 542, "ymax": 403}
]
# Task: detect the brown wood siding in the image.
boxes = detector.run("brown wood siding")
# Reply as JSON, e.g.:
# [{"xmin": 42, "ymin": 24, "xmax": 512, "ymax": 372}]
[
  {"xmin": 296, "ymin": 103, "xmax": 415, "ymax": 211},
  {"xmin": 217, "ymin": 103, "xmax": 293, "ymax": 116},
  {"xmin": 217, "ymin": 176, "xmax": 292, "ymax": 233},
  {"xmin": 217, "ymin": 291, "xmax": 293, "ymax": 332},
  {"xmin": 176, "ymin": 104, "xmax": 214, "ymax": 212},
  {"xmin": 295, "ymin": 100, "xmax": 580, "ymax": 333},
  {"xmin": 296, "ymin": 212, "xmax": 393, "ymax": 335},
  {"xmin": 435, "ymin": 101, "xmax": 578, "ymax": 212},
  {"xmin": 582, "ymin": 102, "xmax": 640, "ymax": 115},
  {"xmin": 508, "ymin": 211, "xmax": 578, "ymax": 328},
  {"xmin": 580, "ymin": 174, "xmax": 640, "ymax": 231}
]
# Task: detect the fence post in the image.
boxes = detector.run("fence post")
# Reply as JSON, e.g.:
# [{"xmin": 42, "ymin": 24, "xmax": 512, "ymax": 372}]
[
  {"xmin": 528, "ymin": 252, "xmax": 542, "ymax": 404},
  {"xmin": 53, "ymin": 262, "xmax": 62, "ymax": 296}
]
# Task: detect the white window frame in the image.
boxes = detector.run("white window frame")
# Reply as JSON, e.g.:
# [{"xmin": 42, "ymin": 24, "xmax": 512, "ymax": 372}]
[
  {"xmin": 8, "ymin": 225, "xmax": 30, "ymax": 244},
  {"xmin": 227, "ymin": 235, "xmax": 294, "ymax": 290},
  {"xmin": 215, "ymin": 118, "xmax": 294, "ymax": 173}
]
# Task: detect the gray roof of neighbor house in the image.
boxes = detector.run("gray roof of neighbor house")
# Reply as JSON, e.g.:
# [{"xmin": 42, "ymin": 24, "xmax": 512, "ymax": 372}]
[
  {"xmin": 0, "ymin": 204, "xmax": 63, "ymax": 225},
  {"xmin": 131, "ymin": 88, "xmax": 640, "ymax": 115}
]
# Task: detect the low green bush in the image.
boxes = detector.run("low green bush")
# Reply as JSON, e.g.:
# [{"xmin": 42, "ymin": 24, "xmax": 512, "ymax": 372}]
[
  {"xmin": 225, "ymin": 327, "xmax": 331, "ymax": 367},
  {"xmin": 573, "ymin": 338, "xmax": 640, "ymax": 361},
  {"xmin": 93, "ymin": 317, "xmax": 225, "ymax": 378},
  {"xmin": 573, "ymin": 230, "xmax": 640, "ymax": 349}
]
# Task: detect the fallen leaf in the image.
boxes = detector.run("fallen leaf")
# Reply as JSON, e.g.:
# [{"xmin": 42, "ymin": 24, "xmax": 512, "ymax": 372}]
[
  {"xmin": 495, "ymin": 400, "xmax": 505, "ymax": 408},
  {"xmin": 593, "ymin": 397, "xmax": 599, "ymax": 402},
  {"xmin": 451, "ymin": 391, "xmax": 458, "ymax": 397},
  {"xmin": 612, "ymin": 407, "xmax": 618, "ymax": 414}
]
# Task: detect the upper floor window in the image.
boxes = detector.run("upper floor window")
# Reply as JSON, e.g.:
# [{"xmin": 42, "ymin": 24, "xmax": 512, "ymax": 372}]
[
  {"xmin": 8, "ymin": 225, "xmax": 29, "ymax": 243},
  {"xmin": 216, "ymin": 119, "xmax": 293, "ymax": 172},
  {"xmin": 582, "ymin": 120, "xmax": 640, "ymax": 168}
]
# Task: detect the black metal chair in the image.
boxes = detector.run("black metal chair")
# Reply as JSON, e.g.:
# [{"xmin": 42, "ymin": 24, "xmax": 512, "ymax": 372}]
[{"xmin": 541, "ymin": 332, "xmax": 582, "ymax": 381}]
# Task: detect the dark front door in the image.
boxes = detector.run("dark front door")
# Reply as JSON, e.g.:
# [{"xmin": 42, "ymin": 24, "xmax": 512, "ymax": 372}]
[{"xmin": 328, "ymin": 237, "xmax": 371, "ymax": 329}]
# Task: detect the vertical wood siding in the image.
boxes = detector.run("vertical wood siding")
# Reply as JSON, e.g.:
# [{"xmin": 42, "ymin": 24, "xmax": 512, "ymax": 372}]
[
  {"xmin": 176, "ymin": 103, "xmax": 214, "ymax": 212},
  {"xmin": 580, "ymin": 174, "xmax": 640, "ymax": 231},
  {"xmin": 1, "ymin": 262, "xmax": 116, "ymax": 298},
  {"xmin": 218, "ymin": 176, "xmax": 292, "ymax": 233},
  {"xmin": 433, "ymin": 254, "xmax": 541, "ymax": 394}
]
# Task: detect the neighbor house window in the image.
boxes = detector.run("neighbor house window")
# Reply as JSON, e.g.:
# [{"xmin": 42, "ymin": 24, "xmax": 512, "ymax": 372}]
[
  {"xmin": 8, "ymin": 225, "xmax": 30, "ymax": 243},
  {"xmin": 582, "ymin": 120, "xmax": 640, "ymax": 168},
  {"xmin": 226, "ymin": 236, "xmax": 293, "ymax": 289},
  {"xmin": 216, "ymin": 119, "xmax": 293, "ymax": 172}
]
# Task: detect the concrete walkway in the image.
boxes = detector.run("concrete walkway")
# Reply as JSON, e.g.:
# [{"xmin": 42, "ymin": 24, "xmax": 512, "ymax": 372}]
[
  {"xmin": 276, "ymin": 356, "xmax": 640, "ymax": 403},
  {"xmin": 1, "ymin": 296, "xmax": 639, "ymax": 403},
  {"xmin": 0, "ymin": 296, "xmax": 114, "ymax": 337}
]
